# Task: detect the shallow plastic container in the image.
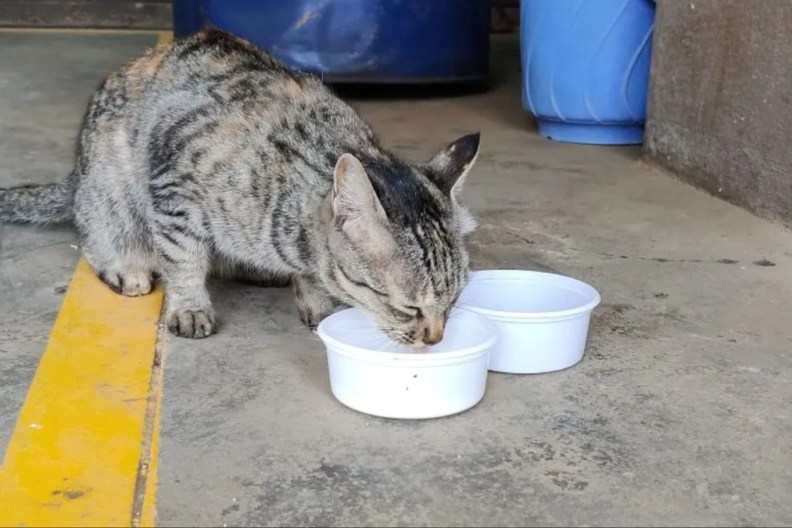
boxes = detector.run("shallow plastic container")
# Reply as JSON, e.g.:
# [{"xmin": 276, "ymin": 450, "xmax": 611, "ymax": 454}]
[
  {"xmin": 316, "ymin": 308, "xmax": 497, "ymax": 419},
  {"xmin": 458, "ymin": 270, "xmax": 601, "ymax": 374},
  {"xmin": 521, "ymin": 0, "xmax": 656, "ymax": 145}
]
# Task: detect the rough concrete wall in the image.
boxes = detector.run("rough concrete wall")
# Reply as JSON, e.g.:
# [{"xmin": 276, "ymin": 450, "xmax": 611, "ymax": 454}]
[{"xmin": 645, "ymin": 0, "xmax": 792, "ymax": 228}]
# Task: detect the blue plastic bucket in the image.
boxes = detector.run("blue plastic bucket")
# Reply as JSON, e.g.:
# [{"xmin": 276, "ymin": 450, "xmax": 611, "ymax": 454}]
[
  {"xmin": 521, "ymin": 0, "xmax": 656, "ymax": 145},
  {"xmin": 173, "ymin": 0, "xmax": 205, "ymax": 37},
  {"xmin": 201, "ymin": 0, "xmax": 490, "ymax": 84}
]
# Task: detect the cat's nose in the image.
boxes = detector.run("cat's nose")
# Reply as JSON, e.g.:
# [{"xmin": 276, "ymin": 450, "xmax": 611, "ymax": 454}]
[{"xmin": 422, "ymin": 320, "xmax": 445, "ymax": 346}]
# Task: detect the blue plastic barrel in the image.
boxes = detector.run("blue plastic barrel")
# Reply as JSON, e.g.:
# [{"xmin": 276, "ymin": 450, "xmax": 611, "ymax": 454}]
[
  {"xmin": 521, "ymin": 0, "xmax": 656, "ymax": 145},
  {"xmin": 173, "ymin": 0, "xmax": 205, "ymax": 37},
  {"xmin": 202, "ymin": 0, "xmax": 490, "ymax": 84}
]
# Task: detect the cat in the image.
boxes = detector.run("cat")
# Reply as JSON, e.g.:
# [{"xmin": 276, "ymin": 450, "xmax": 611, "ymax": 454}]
[{"xmin": 0, "ymin": 29, "xmax": 481, "ymax": 346}]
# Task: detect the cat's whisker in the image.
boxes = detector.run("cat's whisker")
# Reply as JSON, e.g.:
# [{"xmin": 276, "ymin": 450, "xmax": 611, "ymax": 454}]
[{"xmin": 447, "ymin": 310, "xmax": 463, "ymax": 321}]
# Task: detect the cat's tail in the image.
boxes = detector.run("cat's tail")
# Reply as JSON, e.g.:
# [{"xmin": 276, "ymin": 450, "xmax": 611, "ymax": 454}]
[{"xmin": 0, "ymin": 178, "xmax": 75, "ymax": 224}]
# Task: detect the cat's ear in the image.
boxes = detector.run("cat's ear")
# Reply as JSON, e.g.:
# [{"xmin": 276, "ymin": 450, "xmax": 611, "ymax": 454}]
[
  {"xmin": 332, "ymin": 153, "xmax": 389, "ymax": 239},
  {"xmin": 425, "ymin": 132, "xmax": 481, "ymax": 198}
]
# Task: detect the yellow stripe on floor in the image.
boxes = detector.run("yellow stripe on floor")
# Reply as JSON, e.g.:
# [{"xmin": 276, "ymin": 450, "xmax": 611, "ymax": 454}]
[{"xmin": 0, "ymin": 259, "xmax": 164, "ymax": 527}]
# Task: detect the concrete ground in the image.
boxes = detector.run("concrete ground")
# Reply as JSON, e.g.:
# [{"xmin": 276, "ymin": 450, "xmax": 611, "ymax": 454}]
[{"xmin": 2, "ymin": 34, "xmax": 792, "ymax": 526}]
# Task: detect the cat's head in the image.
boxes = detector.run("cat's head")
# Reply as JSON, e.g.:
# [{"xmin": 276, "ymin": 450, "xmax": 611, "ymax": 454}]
[{"xmin": 324, "ymin": 133, "xmax": 480, "ymax": 347}]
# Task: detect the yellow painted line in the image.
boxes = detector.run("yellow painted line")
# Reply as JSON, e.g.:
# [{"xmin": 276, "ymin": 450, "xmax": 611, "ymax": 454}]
[
  {"xmin": 0, "ymin": 259, "xmax": 164, "ymax": 526},
  {"xmin": 156, "ymin": 31, "xmax": 174, "ymax": 46}
]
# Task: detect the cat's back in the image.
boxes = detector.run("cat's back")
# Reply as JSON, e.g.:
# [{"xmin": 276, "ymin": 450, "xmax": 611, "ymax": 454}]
[
  {"xmin": 146, "ymin": 30, "xmax": 331, "ymax": 114},
  {"xmin": 161, "ymin": 29, "xmax": 296, "ymax": 90},
  {"xmin": 138, "ymin": 30, "xmax": 372, "ymax": 150}
]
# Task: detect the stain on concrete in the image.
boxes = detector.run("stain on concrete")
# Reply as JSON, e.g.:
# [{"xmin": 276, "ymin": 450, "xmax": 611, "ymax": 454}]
[
  {"xmin": 591, "ymin": 303, "xmax": 647, "ymax": 338},
  {"xmin": 51, "ymin": 489, "xmax": 86, "ymax": 500},
  {"xmin": 572, "ymin": 248, "xmax": 748, "ymax": 266}
]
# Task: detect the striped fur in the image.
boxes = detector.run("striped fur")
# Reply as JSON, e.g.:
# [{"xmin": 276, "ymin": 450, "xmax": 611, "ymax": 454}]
[{"xmin": 0, "ymin": 29, "xmax": 481, "ymax": 344}]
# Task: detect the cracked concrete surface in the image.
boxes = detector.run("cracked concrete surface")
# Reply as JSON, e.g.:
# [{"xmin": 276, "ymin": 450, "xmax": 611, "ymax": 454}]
[{"xmin": 1, "ymin": 34, "xmax": 791, "ymax": 526}]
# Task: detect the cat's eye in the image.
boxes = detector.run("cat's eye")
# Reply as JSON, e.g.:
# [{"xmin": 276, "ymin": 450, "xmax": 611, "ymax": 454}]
[
  {"xmin": 404, "ymin": 306, "xmax": 423, "ymax": 318},
  {"xmin": 389, "ymin": 304, "xmax": 421, "ymax": 320},
  {"xmin": 336, "ymin": 265, "xmax": 388, "ymax": 297}
]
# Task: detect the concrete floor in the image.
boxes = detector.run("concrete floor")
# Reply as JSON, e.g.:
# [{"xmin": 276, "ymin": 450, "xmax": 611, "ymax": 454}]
[{"xmin": 2, "ymin": 35, "xmax": 792, "ymax": 526}]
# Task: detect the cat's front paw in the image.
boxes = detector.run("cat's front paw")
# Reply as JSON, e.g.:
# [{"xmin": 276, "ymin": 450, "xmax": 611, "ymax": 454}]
[
  {"xmin": 293, "ymin": 276, "xmax": 345, "ymax": 330},
  {"xmin": 166, "ymin": 307, "xmax": 217, "ymax": 338},
  {"xmin": 297, "ymin": 305, "xmax": 325, "ymax": 330}
]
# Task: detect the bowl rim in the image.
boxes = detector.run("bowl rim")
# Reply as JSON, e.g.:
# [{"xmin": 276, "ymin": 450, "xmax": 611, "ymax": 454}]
[
  {"xmin": 459, "ymin": 269, "xmax": 602, "ymax": 320},
  {"xmin": 316, "ymin": 307, "xmax": 498, "ymax": 364}
]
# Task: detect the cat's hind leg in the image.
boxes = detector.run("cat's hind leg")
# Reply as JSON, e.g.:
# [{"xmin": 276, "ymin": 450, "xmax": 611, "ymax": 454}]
[
  {"xmin": 75, "ymin": 182, "xmax": 157, "ymax": 297},
  {"xmin": 72, "ymin": 80, "xmax": 158, "ymax": 297}
]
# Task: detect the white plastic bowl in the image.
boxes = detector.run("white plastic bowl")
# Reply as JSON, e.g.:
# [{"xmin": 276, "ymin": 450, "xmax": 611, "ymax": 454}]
[
  {"xmin": 316, "ymin": 307, "xmax": 497, "ymax": 419},
  {"xmin": 458, "ymin": 270, "xmax": 601, "ymax": 374}
]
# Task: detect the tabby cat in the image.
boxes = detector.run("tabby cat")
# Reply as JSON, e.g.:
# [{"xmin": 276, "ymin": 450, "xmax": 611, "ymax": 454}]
[{"xmin": 0, "ymin": 29, "xmax": 481, "ymax": 346}]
